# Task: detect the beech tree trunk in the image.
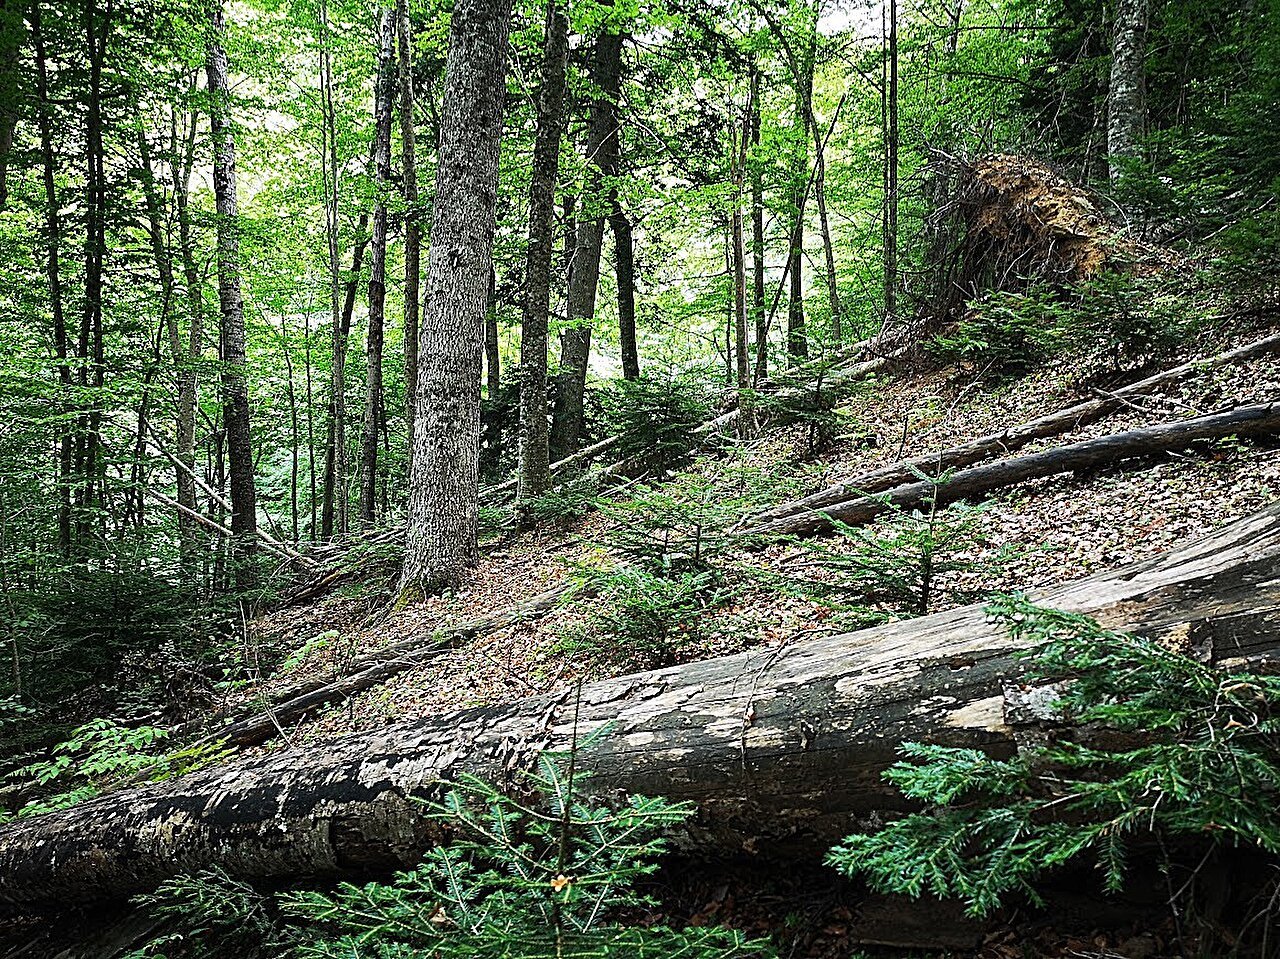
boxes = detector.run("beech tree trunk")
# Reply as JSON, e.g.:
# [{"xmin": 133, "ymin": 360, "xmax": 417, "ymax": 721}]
[
  {"xmin": 746, "ymin": 332, "xmax": 1280, "ymax": 530},
  {"xmin": 398, "ymin": 0, "xmax": 421, "ymax": 460},
  {"xmin": 612, "ymin": 207, "xmax": 640, "ymax": 380},
  {"xmin": 3, "ymin": 503, "xmax": 1279, "ymax": 911},
  {"xmin": 550, "ymin": 19, "xmax": 624, "ymax": 459},
  {"xmin": 518, "ymin": 0, "xmax": 570, "ymax": 504},
  {"xmin": 399, "ymin": 0, "xmax": 514, "ymax": 593},
  {"xmin": 358, "ymin": 7, "xmax": 397, "ymax": 528},
  {"xmin": 1107, "ymin": 0, "xmax": 1148, "ymax": 183},
  {"xmin": 206, "ymin": 0, "xmax": 259, "ymax": 587},
  {"xmin": 748, "ymin": 402, "xmax": 1280, "ymax": 538}
]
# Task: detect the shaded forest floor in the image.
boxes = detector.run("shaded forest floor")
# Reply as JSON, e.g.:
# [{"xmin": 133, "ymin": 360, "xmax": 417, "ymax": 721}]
[{"xmin": 240, "ymin": 322, "xmax": 1280, "ymax": 754}]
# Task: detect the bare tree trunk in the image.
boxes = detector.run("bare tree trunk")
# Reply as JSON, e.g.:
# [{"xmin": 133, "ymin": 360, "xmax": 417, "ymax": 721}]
[
  {"xmin": 78, "ymin": 0, "xmax": 112, "ymax": 543},
  {"xmin": 5, "ymin": 503, "xmax": 1280, "ymax": 908},
  {"xmin": 398, "ymin": 0, "xmax": 421, "ymax": 459},
  {"xmin": 813, "ymin": 113, "xmax": 841, "ymax": 342},
  {"xmin": 206, "ymin": 0, "xmax": 259, "ymax": 589},
  {"xmin": 32, "ymin": 0, "xmax": 72, "ymax": 556},
  {"xmin": 0, "ymin": 0, "xmax": 22, "ymax": 210},
  {"xmin": 549, "ymin": 19, "xmax": 624, "ymax": 459},
  {"xmin": 612, "ymin": 206, "xmax": 640, "ymax": 380},
  {"xmin": 1107, "ymin": 0, "xmax": 1148, "ymax": 183},
  {"xmin": 399, "ymin": 0, "xmax": 514, "ymax": 595},
  {"xmin": 303, "ymin": 317, "xmax": 317, "ymax": 539},
  {"xmin": 785, "ymin": 29, "xmax": 815, "ymax": 362},
  {"xmin": 517, "ymin": 0, "xmax": 569, "ymax": 505},
  {"xmin": 484, "ymin": 270, "xmax": 501, "ymax": 400},
  {"xmin": 172, "ymin": 88, "xmax": 207, "ymax": 578},
  {"xmin": 733, "ymin": 86, "xmax": 754, "ymax": 438},
  {"xmin": 882, "ymin": 0, "xmax": 899, "ymax": 329},
  {"xmin": 281, "ymin": 324, "xmax": 300, "ymax": 542},
  {"xmin": 750, "ymin": 65, "xmax": 767, "ymax": 385},
  {"xmin": 358, "ymin": 7, "xmax": 397, "ymax": 528}
]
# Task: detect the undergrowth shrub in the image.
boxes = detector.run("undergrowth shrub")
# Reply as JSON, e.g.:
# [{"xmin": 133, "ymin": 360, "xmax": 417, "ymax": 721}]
[
  {"xmin": 599, "ymin": 372, "xmax": 713, "ymax": 472},
  {"xmin": 522, "ymin": 480, "xmax": 601, "ymax": 529},
  {"xmin": 931, "ymin": 273, "xmax": 1209, "ymax": 377},
  {"xmin": 828, "ymin": 595, "xmax": 1280, "ymax": 929},
  {"xmin": 125, "ymin": 745, "xmax": 774, "ymax": 958},
  {"xmin": 755, "ymin": 362, "xmax": 848, "ymax": 456},
  {"xmin": 1, "ymin": 719, "xmax": 230, "ymax": 822},
  {"xmin": 584, "ymin": 567, "xmax": 727, "ymax": 668},
  {"xmin": 600, "ymin": 477, "xmax": 742, "ymax": 575},
  {"xmin": 778, "ymin": 479, "xmax": 1015, "ymax": 622}
]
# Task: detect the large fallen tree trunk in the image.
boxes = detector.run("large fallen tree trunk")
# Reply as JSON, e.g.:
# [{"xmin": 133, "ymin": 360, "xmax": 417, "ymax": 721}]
[
  {"xmin": 743, "ymin": 401, "xmax": 1280, "ymax": 538},
  {"xmin": 3, "ymin": 501, "xmax": 1280, "ymax": 913},
  {"xmin": 746, "ymin": 331, "xmax": 1280, "ymax": 530}
]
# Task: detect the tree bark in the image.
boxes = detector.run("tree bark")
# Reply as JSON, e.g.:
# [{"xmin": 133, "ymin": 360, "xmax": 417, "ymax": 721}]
[
  {"xmin": 399, "ymin": 0, "xmax": 514, "ymax": 594},
  {"xmin": 747, "ymin": 332, "xmax": 1280, "ymax": 530},
  {"xmin": 750, "ymin": 65, "xmax": 768, "ymax": 385},
  {"xmin": 4, "ymin": 503, "xmax": 1280, "ymax": 911},
  {"xmin": 517, "ymin": 0, "xmax": 570, "ymax": 505},
  {"xmin": 733, "ymin": 88, "xmax": 754, "ymax": 439},
  {"xmin": 813, "ymin": 111, "xmax": 841, "ymax": 342},
  {"xmin": 32, "ymin": 0, "xmax": 73, "ymax": 556},
  {"xmin": 358, "ymin": 7, "xmax": 398, "ymax": 528},
  {"xmin": 749, "ymin": 402, "xmax": 1280, "ymax": 538},
  {"xmin": 398, "ymin": 0, "xmax": 422, "ymax": 466},
  {"xmin": 1107, "ymin": 0, "xmax": 1148, "ymax": 183},
  {"xmin": 484, "ymin": 268, "xmax": 501, "ymax": 401},
  {"xmin": 206, "ymin": 0, "xmax": 259, "ymax": 588},
  {"xmin": 882, "ymin": 0, "xmax": 899, "ymax": 329},
  {"xmin": 612, "ymin": 207, "xmax": 640, "ymax": 380},
  {"xmin": 549, "ymin": 19, "xmax": 625, "ymax": 459},
  {"xmin": 0, "ymin": 0, "xmax": 22, "ymax": 211}
]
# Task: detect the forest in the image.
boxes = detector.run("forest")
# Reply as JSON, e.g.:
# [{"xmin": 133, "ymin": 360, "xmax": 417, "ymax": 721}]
[{"xmin": 0, "ymin": 0, "xmax": 1278, "ymax": 951}]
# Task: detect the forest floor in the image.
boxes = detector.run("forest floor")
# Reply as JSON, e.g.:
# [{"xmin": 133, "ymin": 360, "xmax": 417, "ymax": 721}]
[{"xmin": 222, "ymin": 319, "xmax": 1280, "ymax": 957}]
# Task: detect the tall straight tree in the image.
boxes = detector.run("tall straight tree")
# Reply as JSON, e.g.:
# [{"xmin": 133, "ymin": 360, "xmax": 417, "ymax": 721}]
[
  {"xmin": 549, "ymin": 13, "xmax": 624, "ymax": 459},
  {"xmin": 206, "ymin": 0, "xmax": 258, "ymax": 586},
  {"xmin": 882, "ymin": 0, "xmax": 899, "ymax": 328},
  {"xmin": 398, "ymin": 0, "xmax": 421, "ymax": 457},
  {"xmin": 750, "ymin": 63, "xmax": 767, "ymax": 384},
  {"xmin": 399, "ymin": 0, "xmax": 514, "ymax": 594},
  {"xmin": 358, "ymin": 7, "xmax": 397, "ymax": 527},
  {"xmin": 517, "ymin": 0, "xmax": 569, "ymax": 505},
  {"xmin": 785, "ymin": 22, "xmax": 816, "ymax": 362}
]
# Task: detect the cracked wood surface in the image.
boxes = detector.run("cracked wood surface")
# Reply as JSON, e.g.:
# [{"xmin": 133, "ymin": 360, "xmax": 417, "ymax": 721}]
[{"xmin": 2, "ymin": 502, "xmax": 1279, "ymax": 912}]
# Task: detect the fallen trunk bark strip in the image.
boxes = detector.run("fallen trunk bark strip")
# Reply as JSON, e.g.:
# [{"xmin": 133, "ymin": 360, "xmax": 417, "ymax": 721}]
[
  {"xmin": 747, "ymin": 331, "xmax": 1280, "ymax": 528},
  {"xmin": 744, "ymin": 401, "xmax": 1280, "ymax": 538},
  {"xmin": 1, "ymin": 501, "xmax": 1278, "ymax": 912}
]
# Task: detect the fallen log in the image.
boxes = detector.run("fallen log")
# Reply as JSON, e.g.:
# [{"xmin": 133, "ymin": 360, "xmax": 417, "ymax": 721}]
[
  {"xmin": 201, "ymin": 582, "xmax": 574, "ymax": 750},
  {"xmin": 746, "ymin": 331, "xmax": 1280, "ymax": 530},
  {"xmin": 743, "ymin": 401, "xmax": 1280, "ymax": 538},
  {"xmin": 3, "ymin": 500, "xmax": 1279, "ymax": 913}
]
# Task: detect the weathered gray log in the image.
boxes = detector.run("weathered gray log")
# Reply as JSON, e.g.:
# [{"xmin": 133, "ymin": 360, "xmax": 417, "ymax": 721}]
[
  {"xmin": 3, "ymin": 501, "xmax": 1279, "ymax": 913},
  {"xmin": 747, "ymin": 331, "xmax": 1280, "ymax": 530},
  {"xmin": 744, "ymin": 401, "xmax": 1280, "ymax": 538},
  {"xmin": 202, "ymin": 583, "xmax": 574, "ymax": 750}
]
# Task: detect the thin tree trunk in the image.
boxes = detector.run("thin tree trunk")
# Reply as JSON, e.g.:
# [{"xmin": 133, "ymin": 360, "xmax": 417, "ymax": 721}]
[
  {"xmin": 359, "ymin": 7, "xmax": 397, "ymax": 528},
  {"xmin": 813, "ymin": 114, "xmax": 841, "ymax": 342},
  {"xmin": 611, "ymin": 207, "xmax": 639, "ymax": 379},
  {"xmin": 733, "ymin": 88, "xmax": 754, "ymax": 439},
  {"xmin": 549, "ymin": 20, "xmax": 624, "ymax": 460},
  {"xmin": 0, "ymin": 0, "xmax": 22, "ymax": 211},
  {"xmin": 304, "ymin": 316, "xmax": 317, "ymax": 540},
  {"xmin": 1106, "ymin": 0, "xmax": 1148, "ymax": 183},
  {"xmin": 398, "ymin": 0, "xmax": 421, "ymax": 459},
  {"xmin": 517, "ymin": 0, "xmax": 569, "ymax": 505},
  {"xmin": 750, "ymin": 64, "xmax": 767, "ymax": 385},
  {"xmin": 32, "ymin": 0, "xmax": 72, "ymax": 556},
  {"xmin": 206, "ymin": 0, "xmax": 259, "ymax": 588},
  {"xmin": 399, "ymin": 0, "xmax": 514, "ymax": 595},
  {"xmin": 172, "ymin": 89, "xmax": 206, "ymax": 579},
  {"xmin": 484, "ymin": 269, "xmax": 500, "ymax": 400},
  {"xmin": 6, "ymin": 503, "xmax": 1280, "ymax": 907},
  {"xmin": 882, "ymin": 0, "xmax": 899, "ymax": 329},
  {"xmin": 281, "ymin": 323, "xmax": 300, "ymax": 543},
  {"xmin": 785, "ymin": 40, "xmax": 813, "ymax": 363},
  {"xmin": 78, "ymin": 0, "xmax": 112, "ymax": 542}
]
